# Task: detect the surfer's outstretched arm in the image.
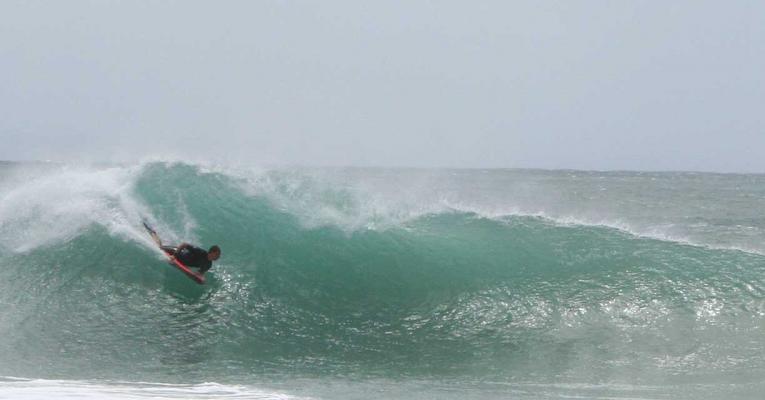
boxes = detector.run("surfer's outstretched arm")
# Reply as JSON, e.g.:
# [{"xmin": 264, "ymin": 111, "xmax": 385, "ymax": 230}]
[
  {"xmin": 143, "ymin": 222, "xmax": 162, "ymax": 246},
  {"xmin": 149, "ymin": 232, "xmax": 162, "ymax": 247}
]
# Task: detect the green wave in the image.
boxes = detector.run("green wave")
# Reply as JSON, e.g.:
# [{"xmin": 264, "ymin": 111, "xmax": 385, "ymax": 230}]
[{"xmin": 1, "ymin": 162, "xmax": 764, "ymax": 385}]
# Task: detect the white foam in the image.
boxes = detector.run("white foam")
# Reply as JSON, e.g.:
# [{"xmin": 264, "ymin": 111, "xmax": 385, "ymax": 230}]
[
  {"xmin": 0, "ymin": 377, "xmax": 309, "ymax": 400},
  {"xmin": 0, "ymin": 164, "xmax": 158, "ymax": 253}
]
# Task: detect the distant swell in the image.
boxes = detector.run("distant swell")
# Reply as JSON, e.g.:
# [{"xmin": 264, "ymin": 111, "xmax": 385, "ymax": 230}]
[{"xmin": 1, "ymin": 162, "xmax": 764, "ymax": 385}]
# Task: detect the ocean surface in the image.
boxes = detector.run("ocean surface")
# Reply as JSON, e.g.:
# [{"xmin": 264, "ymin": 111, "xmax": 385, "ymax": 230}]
[{"xmin": 1, "ymin": 161, "xmax": 764, "ymax": 399}]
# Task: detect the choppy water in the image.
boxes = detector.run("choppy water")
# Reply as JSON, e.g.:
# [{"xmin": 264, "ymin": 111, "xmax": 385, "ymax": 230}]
[{"xmin": 1, "ymin": 161, "xmax": 764, "ymax": 399}]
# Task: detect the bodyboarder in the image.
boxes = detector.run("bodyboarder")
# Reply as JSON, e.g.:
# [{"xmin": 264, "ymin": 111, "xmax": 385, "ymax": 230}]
[{"xmin": 144, "ymin": 222, "xmax": 221, "ymax": 275}]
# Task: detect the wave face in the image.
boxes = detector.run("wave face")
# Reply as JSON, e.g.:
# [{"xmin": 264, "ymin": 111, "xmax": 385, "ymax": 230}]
[{"xmin": 1, "ymin": 161, "xmax": 765, "ymax": 393}]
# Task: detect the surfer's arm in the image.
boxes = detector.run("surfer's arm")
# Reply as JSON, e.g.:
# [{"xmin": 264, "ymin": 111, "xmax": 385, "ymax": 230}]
[{"xmin": 149, "ymin": 232, "xmax": 162, "ymax": 246}]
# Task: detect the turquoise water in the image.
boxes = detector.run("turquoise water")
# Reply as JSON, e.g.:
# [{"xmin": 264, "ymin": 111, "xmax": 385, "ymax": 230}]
[{"xmin": 1, "ymin": 161, "xmax": 764, "ymax": 399}]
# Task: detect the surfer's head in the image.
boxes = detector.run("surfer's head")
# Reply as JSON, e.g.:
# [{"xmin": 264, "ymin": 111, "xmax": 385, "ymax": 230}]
[{"xmin": 208, "ymin": 245, "xmax": 221, "ymax": 261}]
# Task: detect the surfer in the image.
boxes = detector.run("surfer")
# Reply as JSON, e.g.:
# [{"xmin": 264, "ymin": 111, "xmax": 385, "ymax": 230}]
[
  {"xmin": 145, "ymin": 223, "xmax": 221, "ymax": 275},
  {"xmin": 161, "ymin": 243, "xmax": 220, "ymax": 275}
]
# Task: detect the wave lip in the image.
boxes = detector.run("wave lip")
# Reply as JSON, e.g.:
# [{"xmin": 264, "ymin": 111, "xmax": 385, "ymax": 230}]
[{"xmin": 4, "ymin": 161, "xmax": 765, "ymax": 254}]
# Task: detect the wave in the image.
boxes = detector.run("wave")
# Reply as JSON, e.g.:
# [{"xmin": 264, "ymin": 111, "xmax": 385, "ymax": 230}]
[{"xmin": 1, "ymin": 161, "xmax": 764, "ymax": 384}]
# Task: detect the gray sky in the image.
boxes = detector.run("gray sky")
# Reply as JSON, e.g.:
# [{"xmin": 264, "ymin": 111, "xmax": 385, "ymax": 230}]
[{"xmin": 1, "ymin": 1, "xmax": 764, "ymax": 171}]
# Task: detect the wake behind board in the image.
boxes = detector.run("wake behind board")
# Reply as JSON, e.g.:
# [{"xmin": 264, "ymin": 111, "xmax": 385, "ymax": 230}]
[{"xmin": 143, "ymin": 222, "xmax": 205, "ymax": 285}]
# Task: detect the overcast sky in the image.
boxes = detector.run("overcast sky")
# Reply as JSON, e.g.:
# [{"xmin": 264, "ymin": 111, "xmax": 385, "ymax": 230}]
[{"xmin": 1, "ymin": 1, "xmax": 763, "ymax": 171}]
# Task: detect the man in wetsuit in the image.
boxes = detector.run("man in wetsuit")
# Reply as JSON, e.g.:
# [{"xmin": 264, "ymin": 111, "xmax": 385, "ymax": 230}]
[
  {"xmin": 161, "ymin": 243, "xmax": 221, "ymax": 275},
  {"xmin": 144, "ymin": 222, "xmax": 221, "ymax": 275}
]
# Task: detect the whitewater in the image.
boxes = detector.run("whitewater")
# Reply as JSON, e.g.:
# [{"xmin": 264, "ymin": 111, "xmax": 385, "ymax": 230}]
[{"xmin": 1, "ymin": 160, "xmax": 764, "ymax": 399}]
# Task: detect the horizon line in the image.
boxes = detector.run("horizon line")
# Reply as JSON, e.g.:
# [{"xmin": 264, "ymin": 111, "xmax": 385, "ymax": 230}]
[{"xmin": 1, "ymin": 158, "xmax": 763, "ymax": 176}]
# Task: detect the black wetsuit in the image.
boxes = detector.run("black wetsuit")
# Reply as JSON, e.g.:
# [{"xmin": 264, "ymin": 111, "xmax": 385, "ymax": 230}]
[{"xmin": 162, "ymin": 245, "xmax": 212, "ymax": 273}]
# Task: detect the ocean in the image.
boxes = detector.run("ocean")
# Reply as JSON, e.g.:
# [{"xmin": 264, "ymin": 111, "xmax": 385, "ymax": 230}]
[{"xmin": 0, "ymin": 161, "xmax": 763, "ymax": 399}]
